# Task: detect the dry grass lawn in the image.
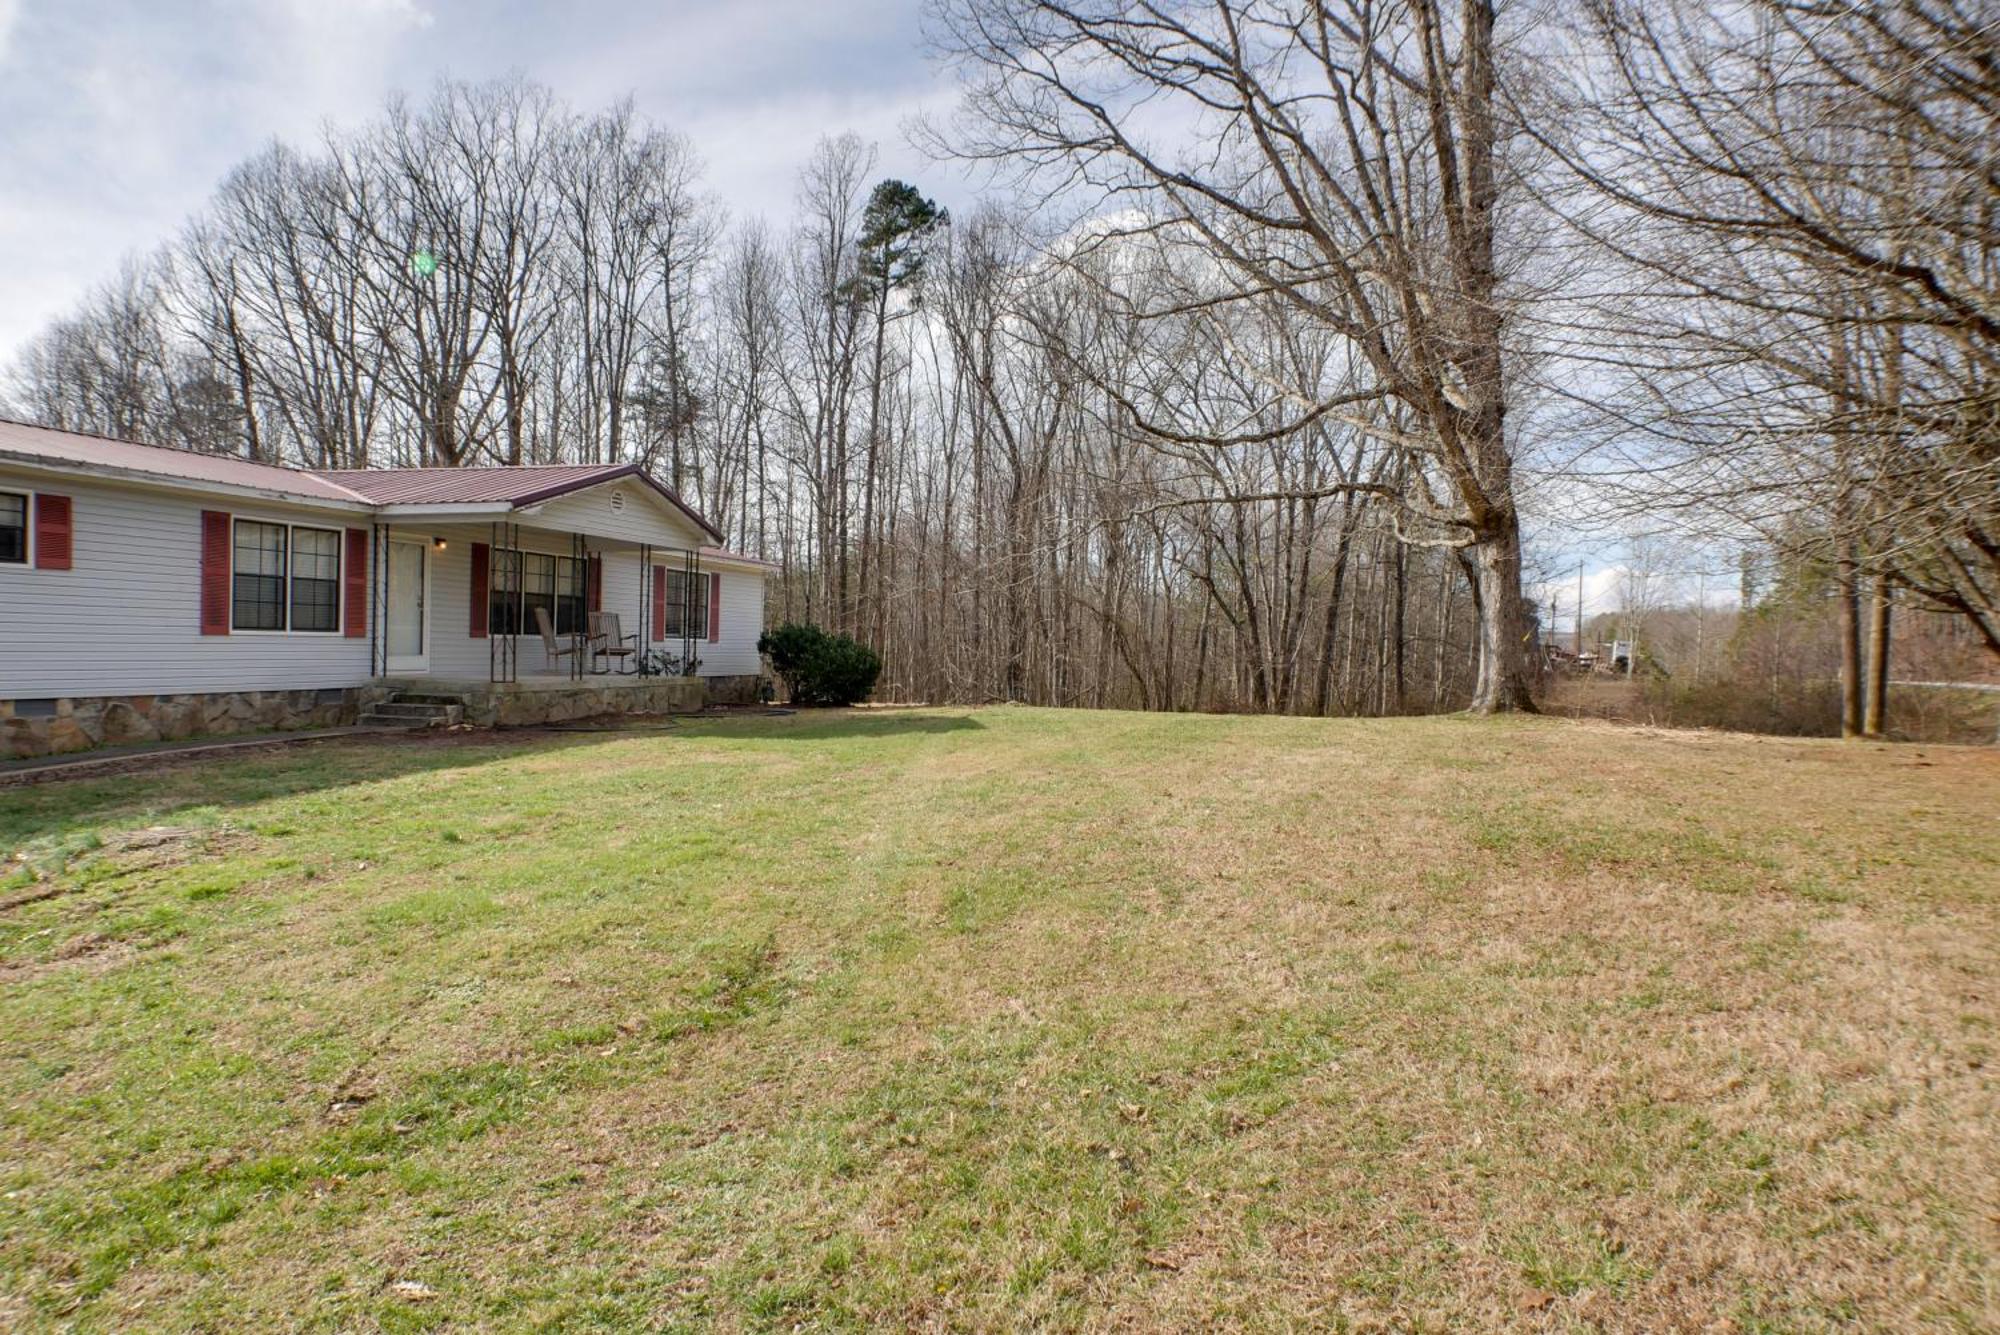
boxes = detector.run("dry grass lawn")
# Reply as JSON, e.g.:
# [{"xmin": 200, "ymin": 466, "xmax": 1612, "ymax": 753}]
[{"xmin": 1, "ymin": 707, "xmax": 1996, "ymax": 1331}]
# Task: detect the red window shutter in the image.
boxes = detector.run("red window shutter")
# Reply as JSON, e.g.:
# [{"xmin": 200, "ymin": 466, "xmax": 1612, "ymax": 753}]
[
  {"xmin": 707, "ymin": 572, "xmax": 721, "ymax": 642},
  {"xmin": 343, "ymin": 528, "xmax": 368, "ymax": 637},
  {"xmin": 200, "ymin": 510, "xmax": 231, "ymax": 635},
  {"xmin": 587, "ymin": 554, "xmax": 603, "ymax": 612},
  {"xmin": 33, "ymin": 493, "xmax": 72, "ymax": 570},
  {"xmin": 470, "ymin": 542, "xmax": 490, "ymax": 638},
  {"xmin": 651, "ymin": 565, "xmax": 666, "ymax": 642}
]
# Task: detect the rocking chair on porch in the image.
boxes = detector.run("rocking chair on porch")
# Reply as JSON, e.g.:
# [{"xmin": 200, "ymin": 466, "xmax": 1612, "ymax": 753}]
[
  {"xmin": 589, "ymin": 612, "xmax": 639, "ymax": 674},
  {"xmin": 533, "ymin": 605, "xmax": 591, "ymax": 675}
]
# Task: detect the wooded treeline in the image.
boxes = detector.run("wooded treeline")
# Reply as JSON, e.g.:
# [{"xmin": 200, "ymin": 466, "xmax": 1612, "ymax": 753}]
[
  {"xmin": 1536, "ymin": 0, "xmax": 2000, "ymax": 734},
  {"xmin": 7, "ymin": 1, "xmax": 1995, "ymax": 725},
  {"xmin": 1, "ymin": 75, "xmax": 1497, "ymax": 715}
]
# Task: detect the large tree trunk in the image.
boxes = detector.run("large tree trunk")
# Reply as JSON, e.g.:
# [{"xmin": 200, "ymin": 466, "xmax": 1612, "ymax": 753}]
[
  {"xmin": 859, "ymin": 281, "xmax": 889, "ymax": 647},
  {"xmin": 1863, "ymin": 572, "xmax": 1891, "ymax": 738},
  {"xmin": 1389, "ymin": 536, "xmax": 1407, "ymax": 715},
  {"xmin": 1838, "ymin": 539, "xmax": 1864, "ymax": 738},
  {"xmin": 1313, "ymin": 517, "xmax": 1356, "ymax": 717},
  {"xmin": 1467, "ymin": 511, "xmax": 1538, "ymax": 714}
]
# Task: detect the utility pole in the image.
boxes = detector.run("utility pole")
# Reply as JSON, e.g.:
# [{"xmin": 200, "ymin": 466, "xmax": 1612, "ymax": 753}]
[
  {"xmin": 1574, "ymin": 562, "xmax": 1585, "ymax": 656},
  {"xmin": 1695, "ymin": 571, "xmax": 1705, "ymax": 685}
]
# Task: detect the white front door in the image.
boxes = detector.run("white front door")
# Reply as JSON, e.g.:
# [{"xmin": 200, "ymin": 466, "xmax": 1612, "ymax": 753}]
[{"xmin": 386, "ymin": 540, "xmax": 429, "ymax": 673}]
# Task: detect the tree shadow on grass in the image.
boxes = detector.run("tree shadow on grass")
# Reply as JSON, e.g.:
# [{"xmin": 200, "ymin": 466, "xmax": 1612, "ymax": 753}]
[
  {"xmin": 677, "ymin": 707, "xmax": 987, "ymax": 742},
  {"xmin": 0, "ymin": 731, "xmax": 626, "ymax": 854}
]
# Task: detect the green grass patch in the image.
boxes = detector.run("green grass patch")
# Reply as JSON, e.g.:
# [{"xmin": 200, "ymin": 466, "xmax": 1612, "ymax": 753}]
[{"xmin": 1, "ymin": 709, "xmax": 1994, "ymax": 1329}]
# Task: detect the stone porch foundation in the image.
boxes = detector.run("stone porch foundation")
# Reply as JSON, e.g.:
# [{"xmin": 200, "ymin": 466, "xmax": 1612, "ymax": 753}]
[
  {"xmin": 702, "ymin": 674, "xmax": 769, "ymax": 707},
  {"xmin": 3, "ymin": 672, "xmax": 773, "ymax": 760},
  {"xmin": 372, "ymin": 675, "xmax": 712, "ymax": 727}
]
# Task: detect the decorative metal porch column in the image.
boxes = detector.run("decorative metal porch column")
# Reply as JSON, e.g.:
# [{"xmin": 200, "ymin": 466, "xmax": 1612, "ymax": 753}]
[
  {"xmin": 488, "ymin": 519, "xmax": 519, "ymax": 685},
  {"xmin": 638, "ymin": 542, "xmax": 653, "ymax": 670},
  {"xmin": 570, "ymin": 530, "xmax": 587, "ymax": 681},
  {"xmin": 369, "ymin": 523, "xmax": 387, "ymax": 678}
]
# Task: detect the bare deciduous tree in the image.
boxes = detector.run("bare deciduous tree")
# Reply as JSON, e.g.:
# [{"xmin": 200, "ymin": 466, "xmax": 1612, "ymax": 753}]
[{"xmin": 926, "ymin": 0, "xmax": 1545, "ymax": 711}]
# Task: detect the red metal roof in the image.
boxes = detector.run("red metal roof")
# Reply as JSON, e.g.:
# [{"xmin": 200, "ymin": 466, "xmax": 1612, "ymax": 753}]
[
  {"xmin": 312, "ymin": 464, "xmax": 633, "ymax": 505},
  {"xmin": 700, "ymin": 544, "xmax": 780, "ymax": 569},
  {"xmin": 0, "ymin": 419, "xmax": 722, "ymax": 540},
  {"xmin": 313, "ymin": 463, "xmax": 722, "ymax": 540},
  {"xmin": 0, "ymin": 417, "xmax": 371, "ymax": 504}
]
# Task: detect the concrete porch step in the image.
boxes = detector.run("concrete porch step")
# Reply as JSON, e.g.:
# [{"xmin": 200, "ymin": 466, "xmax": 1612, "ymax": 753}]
[
  {"xmin": 357, "ymin": 692, "xmax": 466, "ymax": 729},
  {"xmin": 354, "ymin": 712, "xmax": 423, "ymax": 729}
]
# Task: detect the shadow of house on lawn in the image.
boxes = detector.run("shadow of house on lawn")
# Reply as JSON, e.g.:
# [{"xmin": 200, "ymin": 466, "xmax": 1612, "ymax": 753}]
[
  {"xmin": 0, "ymin": 709, "xmax": 987, "ymax": 856},
  {"xmin": 0, "ymin": 731, "xmax": 627, "ymax": 855}
]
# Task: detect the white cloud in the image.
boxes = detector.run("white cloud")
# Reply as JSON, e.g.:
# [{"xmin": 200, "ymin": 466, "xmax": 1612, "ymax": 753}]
[
  {"xmin": 0, "ymin": 1, "xmax": 959, "ymax": 368},
  {"xmin": 0, "ymin": 1, "xmax": 415, "ymax": 359},
  {"xmin": 1532, "ymin": 558, "xmax": 1742, "ymax": 633}
]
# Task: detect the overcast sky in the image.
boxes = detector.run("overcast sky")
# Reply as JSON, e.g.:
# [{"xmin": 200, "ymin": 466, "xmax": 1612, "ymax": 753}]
[
  {"xmin": 0, "ymin": 0, "xmax": 973, "ymax": 366},
  {"xmin": 0, "ymin": 0, "xmax": 1722, "ymax": 598}
]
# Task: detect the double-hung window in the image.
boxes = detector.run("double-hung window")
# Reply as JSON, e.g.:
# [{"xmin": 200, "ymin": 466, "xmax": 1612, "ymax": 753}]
[
  {"xmin": 489, "ymin": 549, "xmax": 523, "ymax": 636},
  {"xmin": 555, "ymin": 557, "xmax": 585, "ymax": 635},
  {"xmin": 290, "ymin": 527, "xmax": 341, "ymax": 632},
  {"xmin": 660, "ymin": 568, "xmax": 709, "ymax": 639},
  {"xmin": 0, "ymin": 492, "xmax": 24, "ymax": 564},
  {"xmin": 490, "ymin": 550, "xmax": 585, "ymax": 636},
  {"xmin": 232, "ymin": 521, "xmax": 287, "ymax": 630},
  {"xmin": 232, "ymin": 520, "xmax": 340, "ymax": 632},
  {"xmin": 521, "ymin": 553, "xmax": 557, "ymax": 636}
]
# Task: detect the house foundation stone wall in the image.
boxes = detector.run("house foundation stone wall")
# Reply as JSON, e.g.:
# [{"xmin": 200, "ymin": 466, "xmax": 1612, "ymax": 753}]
[
  {"xmin": 702, "ymin": 674, "xmax": 770, "ymax": 706},
  {"xmin": 0, "ymin": 689, "xmax": 360, "ymax": 761},
  {"xmin": 452, "ymin": 677, "xmax": 707, "ymax": 727}
]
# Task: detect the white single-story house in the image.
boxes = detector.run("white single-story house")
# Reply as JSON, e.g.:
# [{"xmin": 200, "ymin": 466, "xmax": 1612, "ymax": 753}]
[{"xmin": 0, "ymin": 417, "xmax": 773, "ymax": 757}]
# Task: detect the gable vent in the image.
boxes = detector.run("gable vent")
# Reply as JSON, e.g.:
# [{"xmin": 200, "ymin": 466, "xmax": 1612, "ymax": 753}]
[{"xmin": 609, "ymin": 489, "xmax": 625, "ymax": 513}]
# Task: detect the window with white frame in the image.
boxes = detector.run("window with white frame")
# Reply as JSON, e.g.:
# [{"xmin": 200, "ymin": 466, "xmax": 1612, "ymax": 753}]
[
  {"xmin": 489, "ymin": 550, "xmax": 584, "ymax": 637},
  {"xmin": 554, "ymin": 556, "xmax": 585, "ymax": 634},
  {"xmin": 232, "ymin": 521, "xmax": 286, "ymax": 630},
  {"xmin": 660, "ymin": 567, "xmax": 709, "ymax": 639},
  {"xmin": 291, "ymin": 527, "xmax": 341, "ymax": 632},
  {"xmin": 522, "ymin": 552, "xmax": 556, "ymax": 636},
  {"xmin": 232, "ymin": 520, "xmax": 340, "ymax": 632},
  {"xmin": 0, "ymin": 492, "xmax": 24, "ymax": 564}
]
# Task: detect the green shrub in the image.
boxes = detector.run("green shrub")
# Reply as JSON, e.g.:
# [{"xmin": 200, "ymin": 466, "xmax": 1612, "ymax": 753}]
[
  {"xmin": 757, "ymin": 624, "xmax": 882, "ymax": 706},
  {"xmin": 757, "ymin": 623, "xmax": 824, "ymax": 691},
  {"xmin": 798, "ymin": 636, "xmax": 883, "ymax": 706}
]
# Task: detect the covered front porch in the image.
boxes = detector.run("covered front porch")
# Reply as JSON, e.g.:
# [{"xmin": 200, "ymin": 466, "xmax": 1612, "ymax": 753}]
[{"xmin": 364, "ymin": 513, "xmax": 715, "ymax": 687}]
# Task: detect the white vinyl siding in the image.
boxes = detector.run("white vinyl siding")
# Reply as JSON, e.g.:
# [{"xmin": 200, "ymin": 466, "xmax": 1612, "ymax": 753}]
[
  {"xmin": 0, "ymin": 471, "xmax": 766, "ymax": 698},
  {"xmin": 615, "ymin": 560, "xmax": 764, "ymax": 676},
  {"xmin": 417, "ymin": 534, "xmax": 485, "ymax": 680},
  {"xmin": 0, "ymin": 470, "xmax": 370, "ymax": 697},
  {"xmin": 529, "ymin": 482, "xmax": 710, "ymax": 549},
  {"xmin": 701, "ymin": 569, "xmax": 768, "ymax": 677}
]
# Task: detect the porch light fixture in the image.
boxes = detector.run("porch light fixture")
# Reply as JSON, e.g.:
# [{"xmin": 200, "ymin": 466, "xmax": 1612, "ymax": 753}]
[{"xmin": 432, "ymin": 536, "xmax": 448, "ymax": 552}]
